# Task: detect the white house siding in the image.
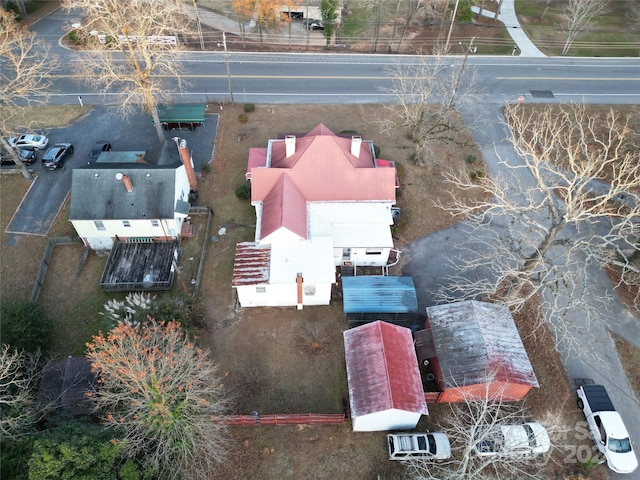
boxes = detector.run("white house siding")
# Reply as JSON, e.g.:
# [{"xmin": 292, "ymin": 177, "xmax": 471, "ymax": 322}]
[
  {"xmin": 173, "ymin": 165, "xmax": 192, "ymax": 211},
  {"xmin": 352, "ymin": 409, "xmax": 422, "ymax": 433},
  {"xmin": 71, "ymin": 218, "xmax": 179, "ymax": 249},
  {"xmin": 309, "ymin": 203, "xmax": 394, "ymax": 267},
  {"xmin": 339, "ymin": 247, "xmax": 392, "ymax": 267},
  {"xmin": 236, "ymin": 282, "xmax": 332, "ymax": 308}
]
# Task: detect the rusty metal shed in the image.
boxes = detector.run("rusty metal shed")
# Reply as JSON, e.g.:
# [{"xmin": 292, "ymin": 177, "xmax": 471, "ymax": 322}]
[
  {"xmin": 423, "ymin": 300, "xmax": 539, "ymax": 402},
  {"xmin": 344, "ymin": 321, "xmax": 428, "ymax": 431}
]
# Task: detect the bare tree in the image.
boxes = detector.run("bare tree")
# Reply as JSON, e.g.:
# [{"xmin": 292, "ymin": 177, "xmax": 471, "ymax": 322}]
[
  {"xmin": 377, "ymin": 45, "xmax": 478, "ymax": 165},
  {"xmin": 561, "ymin": 0, "xmax": 609, "ymax": 56},
  {"xmin": 362, "ymin": 0, "xmax": 385, "ymax": 53},
  {"xmin": 87, "ymin": 320, "xmax": 231, "ymax": 480},
  {"xmin": 232, "ymin": 0, "xmax": 254, "ymax": 48},
  {"xmin": 405, "ymin": 380, "xmax": 553, "ymax": 479},
  {"xmin": 0, "ymin": 8, "xmax": 57, "ymax": 180},
  {"xmin": 62, "ymin": 0, "xmax": 193, "ymax": 143},
  {"xmin": 0, "ymin": 346, "xmax": 42, "ymax": 438},
  {"xmin": 539, "ymin": 0, "xmax": 552, "ymax": 20},
  {"xmin": 436, "ymin": 103, "xmax": 640, "ymax": 352}
]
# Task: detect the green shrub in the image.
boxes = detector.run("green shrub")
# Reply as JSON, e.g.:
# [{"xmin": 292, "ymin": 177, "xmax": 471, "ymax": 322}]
[
  {"xmin": 0, "ymin": 301, "xmax": 51, "ymax": 353},
  {"xmin": 238, "ymin": 113, "xmax": 248, "ymax": 123},
  {"xmin": 235, "ymin": 183, "xmax": 251, "ymax": 200},
  {"xmin": 467, "ymin": 154, "xmax": 477, "ymax": 164},
  {"xmin": 243, "ymin": 103, "xmax": 255, "ymax": 113},
  {"xmin": 200, "ymin": 163, "xmax": 210, "ymax": 174},
  {"xmin": 339, "ymin": 130, "xmax": 358, "ymax": 134},
  {"xmin": 373, "ymin": 144, "xmax": 381, "ymax": 158},
  {"xmin": 68, "ymin": 30, "xmax": 82, "ymax": 45},
  {"xmin": 470, "ymin": 170, "xmax": 485, "ymax": 180}
]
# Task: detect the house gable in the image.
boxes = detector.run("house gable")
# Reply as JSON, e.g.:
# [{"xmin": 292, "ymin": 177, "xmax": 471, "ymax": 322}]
[{"xmin": 259, "ymin": 174, "xmax": 307, "ymax": 242}]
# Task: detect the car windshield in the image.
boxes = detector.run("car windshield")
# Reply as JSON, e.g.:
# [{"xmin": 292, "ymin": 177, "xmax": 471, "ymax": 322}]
[
  {"xmin": 608, "ymin": 437, "xmax": 632, "ymax": 453},
  {"xmin": 475, "ymin": 428, "xmax": 503, "ymax": 453}
]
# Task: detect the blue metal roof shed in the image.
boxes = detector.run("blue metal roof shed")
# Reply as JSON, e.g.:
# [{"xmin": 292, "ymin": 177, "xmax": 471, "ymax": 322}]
[{"xmin": 342, "ymin": 276, "xmax": 418, "ymax": 314}]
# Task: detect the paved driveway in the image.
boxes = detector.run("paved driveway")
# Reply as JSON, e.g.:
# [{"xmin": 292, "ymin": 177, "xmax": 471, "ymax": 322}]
[{"xmin": 5, "ymin": 106, "xmax": 218, "ymax": 236}]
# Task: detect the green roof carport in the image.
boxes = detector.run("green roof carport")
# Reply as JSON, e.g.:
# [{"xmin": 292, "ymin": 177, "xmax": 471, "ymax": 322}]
[{"xmin": 157, "ymin": 104, "xmax": 206, "ymax": 123}]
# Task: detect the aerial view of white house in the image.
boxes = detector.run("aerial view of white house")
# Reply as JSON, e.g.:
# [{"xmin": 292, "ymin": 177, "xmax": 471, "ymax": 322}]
[{"xmin": 232, "ymin": 123, "xmax": 399, "ymax": 308}]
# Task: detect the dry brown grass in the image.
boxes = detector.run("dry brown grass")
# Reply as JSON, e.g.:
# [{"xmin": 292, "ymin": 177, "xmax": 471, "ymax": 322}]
[{"xmin": 1, "ymin": 102, "xmax": 619, "ymax": 479}]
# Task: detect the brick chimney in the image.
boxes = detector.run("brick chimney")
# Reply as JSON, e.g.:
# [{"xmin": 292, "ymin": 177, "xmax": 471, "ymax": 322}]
[
  {"xmin": 285, "ymin": 135, "xmax": 296, "ymax": 158},
  {"xmin": 116, "ymin": 172, "xmax": 133, "ymax": 192},
  {"xmin": 350, "ymin": 136, "xmax": 362, "ymax": 158},
  {"xmin": 296, "ymin": 273, "xmax": 303, "ymax": 310},
  {"xmin": 174, "ymin": 137, "xmax": 198, "ymax": 190}
]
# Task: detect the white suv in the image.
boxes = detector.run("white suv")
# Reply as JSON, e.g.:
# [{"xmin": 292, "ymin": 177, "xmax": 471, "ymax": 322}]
[
  {"xmin": 472, "ymin": 422, "xmax": 550, "ymax": 457},
  {"xmin": 387, "ymin": 432, "xmax": 451, "ymax": 461}
]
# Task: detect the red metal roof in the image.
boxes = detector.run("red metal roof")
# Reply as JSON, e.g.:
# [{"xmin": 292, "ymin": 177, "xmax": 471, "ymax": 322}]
[
  {"xmin": 246, "ymin": 148, "xmax": 268, "ymax": 180},
  {"xmin": 260, "ymin": 174, "xmax": 307, "ymax": 241},
  {"xmin": 249, "ymin": 124, "xmax": 397, "ymax": 202},
  {"xmin": 231, "ymin": 242, "xmax": 271, "ymax": 286},
  {"xmin": 343, "ymin": 321, "xmax": 428, "ymax": 418}
]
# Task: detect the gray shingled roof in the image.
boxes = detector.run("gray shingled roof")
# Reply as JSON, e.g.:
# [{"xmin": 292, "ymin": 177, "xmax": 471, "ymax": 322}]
[{"xmin": 70, "ymin": 166, "xmax": 178, "ymax": 220}]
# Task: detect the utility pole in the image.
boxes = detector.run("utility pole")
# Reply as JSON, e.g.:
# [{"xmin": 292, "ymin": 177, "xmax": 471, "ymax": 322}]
[
  {"xmin": 445, "ymin": 0, "xmax": 460, "ymax": 53},
  {"xmin": 223, "ymin": 32, "xmax": 234, "ymax": 103},
  {"xmin": 193, "ymin": 0, "xmax": 204, "ymax": 50}
]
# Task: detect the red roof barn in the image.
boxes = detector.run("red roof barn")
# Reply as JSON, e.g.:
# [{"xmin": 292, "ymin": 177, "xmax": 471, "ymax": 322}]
[
  {"xmin": 343, "ymin": 320, "xmax": 428, "ymax": 432},
  {"xmin": 417, "ymin": 301, "xmax": 539, "ymax": 402}
]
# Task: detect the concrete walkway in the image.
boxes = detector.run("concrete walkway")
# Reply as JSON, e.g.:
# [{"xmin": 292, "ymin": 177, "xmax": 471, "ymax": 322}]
[{"xmin": 472, "ymin": 0, "xmax": 546, "ymax": 57}]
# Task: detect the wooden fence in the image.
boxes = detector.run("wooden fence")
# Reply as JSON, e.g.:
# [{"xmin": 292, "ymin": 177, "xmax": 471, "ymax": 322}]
[
  {"xmin": 31, "ymin": 236, "xmax": 82, "ymax": 302},
  {"xmin": 216, "ymin": 413, "xmax": 345, "ymax": 426}
]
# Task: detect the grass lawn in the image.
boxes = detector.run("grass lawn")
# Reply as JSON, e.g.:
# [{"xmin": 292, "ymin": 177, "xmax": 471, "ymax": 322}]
[{"xmin": 516, "ymin": 0, "xmax": 640, "ymax": 57}]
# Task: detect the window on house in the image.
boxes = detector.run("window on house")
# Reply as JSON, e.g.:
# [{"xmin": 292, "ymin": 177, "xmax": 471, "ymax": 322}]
[
  {"xmin": 256, "ymin": 286, "xmax": 266, "ymax": 293},
  {"xmin": 366, "ymin": 248, "xmax": 382, "ymax": 255},
  {"xmin": 151, "ymin": 220, "xmax": 160, "ymax": 227},
  {"xmin": 93, "ymin": 220, "xmax": 106, "ymax": 231},
  {"xmin": 304, "ymin": 285, "xmax": 316, "ymax": 296},
  {"xmin": 122, "ymin": 220, "xmax": 131, "ymax": 228}
]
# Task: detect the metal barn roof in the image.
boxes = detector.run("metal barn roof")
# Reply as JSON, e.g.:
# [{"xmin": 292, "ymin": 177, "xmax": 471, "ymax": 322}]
[
  {"xmin": 342, "ymin": 276, "xmax": 418, "ymax": 313},
  {"xmin": 157, "ymin": 104, "xmax": 206, "ymax": 123},
  {"xmin": 343, "ymin": 321, "xmax": 428, "ymax": 418},
  {"xmin": 426, "ymin": 300, "xmax": 539, "ymax": 390}
]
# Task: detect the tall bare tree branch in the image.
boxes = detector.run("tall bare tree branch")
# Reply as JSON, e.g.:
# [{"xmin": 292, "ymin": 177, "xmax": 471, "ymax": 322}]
[
  {"xmin": 62, "ymin": 0, "xmax": 193, "ymax": 143},
  {"xmin": 377, "ymin": 45, "xmax": 479, "ymax": 165},
  {"xmin": 435, "ymin": 103, "xmax": 640, "ymax": 353},
  {"xmin": 405, "ymin": 379, "xmax": 554, "ymax": 479},
  {"xmin": 561, "ymin": 0, "xmax": 610, "ymax": 56},
  {"xmin": 0, "ymin": 8, "xmax": 57, "ymax": 180},
  {"xmin": 0, "ymin": 346, "xmax": 42, "ymax": 438}
]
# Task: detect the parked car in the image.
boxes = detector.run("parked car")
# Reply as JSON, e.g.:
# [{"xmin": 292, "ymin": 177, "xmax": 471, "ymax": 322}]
[
  {"xmin": 89, "ymin": 141, "xmax": 112, "ymax": 162},
  {"xmin": 42, "ymin": 143, "xmax": 74, "ymax": 170},
  {"xmin": 304, "ymin": 18, "xmax": 323, "ymax": 30},
  {"xmin": 16, "ymin": 148, "xmax": 37, "ymax": 165},
  {"xmin": 1, "ymin": 151, "xmax": 15, "ymax": 166},
  {"xmin": 8, "ymin": 134, "xmax": 49, "ymax": 151},
  {"xmin": 577, "ymin": 384, "xmax": 638, "ymax": 474},
  {"xmin": 0, "ymin": 148, "xmax": 36, "ymax": 166},
  {"xmin": 472, "ymin": 422, "xmax": 550, "ymax": 457},
  {"xmin": 387, "ymin": 432, "xmax": 451, "ymax": 461}
]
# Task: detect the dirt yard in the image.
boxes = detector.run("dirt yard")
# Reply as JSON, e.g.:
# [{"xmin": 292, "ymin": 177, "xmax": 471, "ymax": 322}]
[{"xmin": 1, "ymin": 102, "xmax": 630, "ymax": 479}]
